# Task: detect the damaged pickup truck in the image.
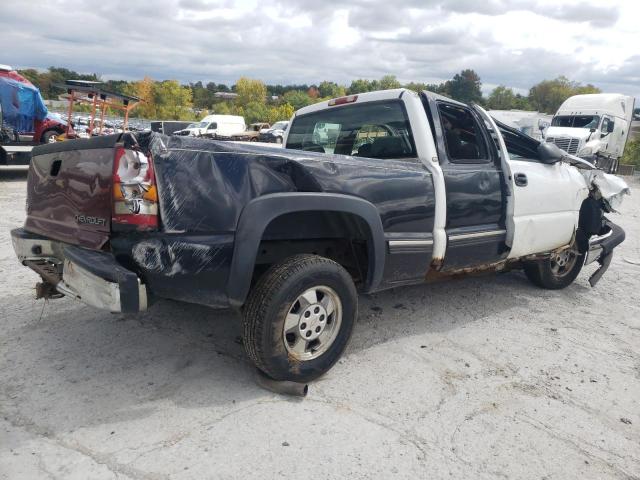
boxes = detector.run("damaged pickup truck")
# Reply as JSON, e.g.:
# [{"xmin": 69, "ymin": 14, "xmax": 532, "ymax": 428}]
[{"xmin": 11, "ymin": 89, "xmax": 629, "ymax": 382}]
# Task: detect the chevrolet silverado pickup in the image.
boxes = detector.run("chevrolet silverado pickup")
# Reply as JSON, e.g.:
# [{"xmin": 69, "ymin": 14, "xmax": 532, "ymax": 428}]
[{"xmin": 11, "ymin": 89, "xmax": 628, "ymax": 382}]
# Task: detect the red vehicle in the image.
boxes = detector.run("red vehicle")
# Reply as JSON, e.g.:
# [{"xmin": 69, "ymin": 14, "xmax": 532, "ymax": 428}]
[{"xmin": 0, "ymin": 65, "xmax": 75, "ymax": 143}]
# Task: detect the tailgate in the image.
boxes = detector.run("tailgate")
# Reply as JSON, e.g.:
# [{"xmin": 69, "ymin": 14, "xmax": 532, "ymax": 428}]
[{"xmin": 24, "ymin": 135, "xmax": 120, "ymax": 249}]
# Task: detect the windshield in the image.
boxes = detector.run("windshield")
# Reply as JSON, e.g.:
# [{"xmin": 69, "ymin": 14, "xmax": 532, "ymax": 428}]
[
  {"xmin": 272, "ymin": 121, "xmax": 288, "ymax": 130},
  {"xmin": 551, "ymin": 115, "xmax": 600, "ymax": 129},
  {"xmin": 188, "ymin": 122, "xmax": 207, "ymax": 128}
]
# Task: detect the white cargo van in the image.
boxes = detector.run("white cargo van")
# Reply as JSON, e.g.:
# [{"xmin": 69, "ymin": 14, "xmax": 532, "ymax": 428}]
[
  {"xmin": 173, "ymin": 115, "xmax": 246, "ymax": 137},
  {"xmin": 545, "ymin": 94, "xmax": 635, "ymax": 173}
]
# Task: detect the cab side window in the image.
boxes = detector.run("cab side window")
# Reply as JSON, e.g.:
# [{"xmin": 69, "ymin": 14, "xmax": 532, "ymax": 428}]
[
  {"xmin": 601, "ymin": 117, "xmax": 614, "ymax": 134},
  {"xmin": 438, "ymin": 103, "xmax": 489, "ymax": 163}
]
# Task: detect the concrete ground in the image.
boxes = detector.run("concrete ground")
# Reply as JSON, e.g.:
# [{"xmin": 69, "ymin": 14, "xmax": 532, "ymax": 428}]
[{"xmin": 1, "ymin": 168, "xmax": 639, "ymax": 480}]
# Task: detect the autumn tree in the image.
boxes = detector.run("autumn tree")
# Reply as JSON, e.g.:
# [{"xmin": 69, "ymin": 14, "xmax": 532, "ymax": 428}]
[{"xmin": 125, "ymin": 76, "xmax": 157, "ymax": 118}]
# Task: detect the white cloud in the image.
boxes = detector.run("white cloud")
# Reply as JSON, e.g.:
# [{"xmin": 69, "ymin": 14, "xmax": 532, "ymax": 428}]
[{"xmin": 0, "ymin": 0, "xmax": 637, "ymax": 98}]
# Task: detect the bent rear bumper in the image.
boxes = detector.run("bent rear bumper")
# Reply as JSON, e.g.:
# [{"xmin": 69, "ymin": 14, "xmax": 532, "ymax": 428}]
[{"xmin": 11, "ymin": 228, "xmax": 147, "ymax": 313}]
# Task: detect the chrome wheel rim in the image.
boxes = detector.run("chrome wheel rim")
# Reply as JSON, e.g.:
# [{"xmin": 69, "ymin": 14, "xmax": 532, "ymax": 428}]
[
  {"xmin": 550, "ymin": 249, "xmax": 578, "ymax": 277},
  {"xmin": 283, "ymin": 286, "xmax": 342, "ymax": 361}
]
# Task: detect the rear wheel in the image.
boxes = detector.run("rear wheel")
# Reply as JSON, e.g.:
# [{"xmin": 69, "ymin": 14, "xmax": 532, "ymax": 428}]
[
  {"xmin": 524, "ymin": 246, "xmax": 585, "ymax": 289},
  {"xmin": 242, "ymin": 254, "xmax": 357, "ymax": 382}
]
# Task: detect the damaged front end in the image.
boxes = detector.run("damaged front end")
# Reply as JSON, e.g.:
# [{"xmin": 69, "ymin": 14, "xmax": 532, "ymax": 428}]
[{"xmin": 576, "ymin": 166, "xmax": 630, "ymax": 286}]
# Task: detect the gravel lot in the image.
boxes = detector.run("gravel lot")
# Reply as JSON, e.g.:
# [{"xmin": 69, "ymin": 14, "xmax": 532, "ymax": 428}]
[{"xmin": 1, "ymin": 168, "xmax": 639, "ymax": 480}]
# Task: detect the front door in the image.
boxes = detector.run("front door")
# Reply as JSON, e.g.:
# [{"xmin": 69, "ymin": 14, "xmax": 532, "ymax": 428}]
[{"xmin": 423, "ymin": 93, "xmax": 507, "ymax": 270}]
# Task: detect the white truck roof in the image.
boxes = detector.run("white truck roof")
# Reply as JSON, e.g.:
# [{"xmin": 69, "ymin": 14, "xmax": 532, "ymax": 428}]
[
  {"xmin": 556, "ymin": 94, "xmax": 635, "ymax": 120},
  {"xmin": 201, "ymin": 114, "xmax": 245, "ymax": 123}
]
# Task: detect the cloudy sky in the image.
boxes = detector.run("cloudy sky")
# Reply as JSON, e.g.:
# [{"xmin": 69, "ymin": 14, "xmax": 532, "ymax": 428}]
[{"xmin": 1, "ymin": 0, "xmax": 638, "ymax": 97}]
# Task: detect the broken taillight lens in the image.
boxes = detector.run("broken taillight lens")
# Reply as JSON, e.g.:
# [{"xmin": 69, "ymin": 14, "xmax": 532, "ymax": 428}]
[{"xmin": 112, "ymin": 146, "xmax": 159, "ymax": 230}]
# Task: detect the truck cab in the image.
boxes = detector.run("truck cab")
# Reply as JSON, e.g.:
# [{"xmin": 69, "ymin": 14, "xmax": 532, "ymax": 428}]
[{"xmin": 545, "ymin": 94, "xmax": 635, "ymax": 173}]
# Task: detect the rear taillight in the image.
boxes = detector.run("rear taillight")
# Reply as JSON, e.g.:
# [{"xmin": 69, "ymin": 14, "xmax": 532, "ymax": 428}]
[{"xmin": 112, "ymin": 146, "xmax": 158, "ymax": 230}]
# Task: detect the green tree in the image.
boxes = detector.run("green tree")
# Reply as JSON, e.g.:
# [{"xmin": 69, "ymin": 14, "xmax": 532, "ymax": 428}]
[
  {"xmin": 282, "ymin": 90, "xmax": 313, "ymax": 110},
  {"xmin": 621, "ymin": 138, "xmax": 640, "ymax": 167},
  {"xmin": 447, "ymin": 69, "xmax": 482, "ymax": 104},
  {"xmin": 404, "ymin": 82, "xmax": 429, "ymax": 93},
  {"xmin": 318, "ymin": 81, "xmax": 345, "ymax": 98},
  {"xmin": 235, "ymin": 77, "xmax": 267, "ymax": 106},
  {"xmin": 487, "ymin": 85, "xmax": 517, "ymax": 110},
  {"xmin": 347, "ymin": 79, "xmax": 377, "ymax": 94},
  {"xmin": 379, "ymin": 75, "xmax": 401, "ymax": 90},
  {"xmin": 528, "ymin": 76, "xmax": 601, "ymax": 113},
  {"xmin": 154, "ymin": 80, "xmax": 194, "ymax": 120}
]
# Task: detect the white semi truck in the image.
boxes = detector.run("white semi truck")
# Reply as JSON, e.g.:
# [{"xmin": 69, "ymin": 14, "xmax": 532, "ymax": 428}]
[{"xmin": 545, "ymin": 94, "xmax": 636, "ymax": 173}]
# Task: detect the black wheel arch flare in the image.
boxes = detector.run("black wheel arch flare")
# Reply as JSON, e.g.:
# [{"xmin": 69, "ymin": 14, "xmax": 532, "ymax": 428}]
[{"xmin": 227, "ymin": 192, "xmax": 386, "ymax": 307}]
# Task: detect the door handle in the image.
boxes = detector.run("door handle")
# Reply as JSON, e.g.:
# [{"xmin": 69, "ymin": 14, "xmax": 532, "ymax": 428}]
[{"xmin": 514, "ymin": 173, "xmax": 528, "ymax": 187}]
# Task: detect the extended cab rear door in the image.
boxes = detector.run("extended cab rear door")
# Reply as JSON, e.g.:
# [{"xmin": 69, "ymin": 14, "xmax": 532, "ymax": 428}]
[{"xmin": 422, "ymin": 92, "xmax": 508, "ymax": 269}]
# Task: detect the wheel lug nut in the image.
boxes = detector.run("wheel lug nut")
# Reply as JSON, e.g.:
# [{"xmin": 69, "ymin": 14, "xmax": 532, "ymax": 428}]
[
  {"xmin": 315, "ymin": 326, "xmax": 321, "ymax": 333},
  {"xmin": 320, "ymin": 315, "xmax": 325, "ymax": 321},
  {"xmin": 306, "ymin": 331, "xmax": 311, "ymax": 337},
  {"xmin": 300, "ymin": 323, "xmax": 306, "ymax": 329},
  {"xmin": 314, "ymin": 307, "xmax": 320, "ymax": 314},
  {"xmin": 304, "ymin": 311, "xmax": 310, "ymax": 318}
]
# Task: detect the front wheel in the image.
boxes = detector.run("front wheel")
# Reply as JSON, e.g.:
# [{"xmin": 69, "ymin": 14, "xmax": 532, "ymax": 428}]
[
  {"xmin": 524, "ymin": 247, "xmax": 585, "ymax": 290},
  {"xmin": 41, "ymin": 130, "xmax": 59, "ymax": 144},
  {"xmin": 242, "ymin": 254, "xmax": 357, "ymax": 382}
]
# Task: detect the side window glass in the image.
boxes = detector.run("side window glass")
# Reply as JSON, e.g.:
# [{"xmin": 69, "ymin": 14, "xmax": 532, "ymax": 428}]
[
  {"xmin": 438, "ymin": 103, "xmax": 489, "ymax": 163},
  {"xmin": 208, "ymin": 122, "xmax": 217, "ymax": 130},
  {"xmin": 286, "ymin": 101, "xmax": 417, "ymax": 160}
]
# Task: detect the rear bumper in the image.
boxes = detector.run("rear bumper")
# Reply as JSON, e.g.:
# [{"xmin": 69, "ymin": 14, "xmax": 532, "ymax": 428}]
[{"xmin": 11, "ymin": 228, "xmax": 147, "ymax": 313}]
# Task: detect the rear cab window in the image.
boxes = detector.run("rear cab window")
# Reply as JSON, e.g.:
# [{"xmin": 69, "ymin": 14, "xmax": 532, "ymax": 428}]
[{"xmin": 286, "ymin": 100, "xmax": 417, "ymax": 160}]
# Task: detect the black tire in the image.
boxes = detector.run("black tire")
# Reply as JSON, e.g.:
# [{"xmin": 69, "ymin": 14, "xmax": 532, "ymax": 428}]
[
  {"xmin": 524, "ymin": 248, "xmax": 585, "ymax": 290},
  {"xmin": 40, "ymin": 130, "xmax": 59, "ymax": 144},
  {"xmin": 243, "ymin": 254, "xmax": 357, "ymax": 382}
]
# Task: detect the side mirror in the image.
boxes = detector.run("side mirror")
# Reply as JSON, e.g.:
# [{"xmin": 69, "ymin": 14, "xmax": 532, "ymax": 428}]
[
  {"xmin": 590, "ymin": 127, "xmax": 596, "ymax": 133},
  {"xmin": 537, "ymin": 142, "xmax": 564, "ymax": 164}
]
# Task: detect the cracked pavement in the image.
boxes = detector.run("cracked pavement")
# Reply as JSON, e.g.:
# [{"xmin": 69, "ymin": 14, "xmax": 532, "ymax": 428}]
[{"xmin": 1, "ymin": 168, "xmax": 639, "ymax": 479}]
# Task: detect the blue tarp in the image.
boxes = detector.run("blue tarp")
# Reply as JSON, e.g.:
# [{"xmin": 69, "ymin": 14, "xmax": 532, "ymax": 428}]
[{"xmin": 0, "ymin": 76, "xmax": 48, "ymax": 133}]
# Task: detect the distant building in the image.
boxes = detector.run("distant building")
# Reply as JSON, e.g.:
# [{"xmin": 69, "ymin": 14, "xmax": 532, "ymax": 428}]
[{"xmin": 214, "ymin": 92, "xmax": 238, "ymax": 100}]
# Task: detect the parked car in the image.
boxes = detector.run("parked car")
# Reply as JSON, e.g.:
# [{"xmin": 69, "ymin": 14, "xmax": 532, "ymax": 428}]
[
  {"xmin": 202, "ymin": 122, "xmax": 271, "ymax": 142},
  {"xmin": 11, "ymin": 88, "xmax": 628, "ymax": 383},
  {"xmin": 545, "ymin": 94, "xmax": 636, "ymax": 174},
  {"xmin": 150, "ymin": 121, "xmax": 192, "ymax": 136},
  {"xmin": 174, "ymin": 115, "xmax": 246, "ymax": 138},
  {"xmin": 0, "ymin": 65, "xmax": 75, "ymax": 144},
  {"xmin": 258, "ymin": 120, "xmax": 289, "ymax": 143}
]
